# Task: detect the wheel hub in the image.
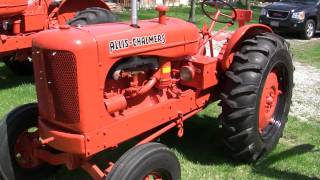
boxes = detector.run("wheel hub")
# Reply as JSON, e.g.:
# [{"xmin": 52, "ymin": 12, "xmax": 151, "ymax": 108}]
[
  {"xmin": 259, "ymin": 71, "xmax": 280, "ymax": 133},
  {"xmin": 14, "ymin": 129, "xmax": 43, "ymax": 169},
  {"xmin": 307, "ymin": 23, "xmax": 314, "ymax": 37},
  {"xmin": 144, "ymin": 171, "xmax": 164, "ymax": 180}
]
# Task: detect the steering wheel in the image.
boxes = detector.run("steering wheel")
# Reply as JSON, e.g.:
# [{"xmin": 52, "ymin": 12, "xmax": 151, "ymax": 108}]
[{"xmin": 201, "ymin": 0, "xmax": 237, "ymax": 24}]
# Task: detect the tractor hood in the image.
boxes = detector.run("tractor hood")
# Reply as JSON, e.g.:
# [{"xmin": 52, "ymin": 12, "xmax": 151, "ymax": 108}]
[
  {"xmin": 33, "ymin": 18, "xmax": 200, "ymax": 59},
  {"xmin": 79, "ymin": 17, "xmax": 200, "ymax": 58}
]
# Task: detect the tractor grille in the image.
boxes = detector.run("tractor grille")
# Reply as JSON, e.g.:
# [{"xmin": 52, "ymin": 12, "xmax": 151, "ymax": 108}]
[
  {"xmin": 43, "ymin": 50, "xmax": 80, "ymax": 124},
  {"xmin": 267, "ymin": 10, "xmax": 289, "ymax": 19}
]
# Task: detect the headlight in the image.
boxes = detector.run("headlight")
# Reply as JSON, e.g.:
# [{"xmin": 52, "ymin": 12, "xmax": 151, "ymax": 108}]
[
  {"xmin": 292, "ymin": 11, "xmax": 305, "ymax": 21},
  {"xmin": 261, "ymin": 8, "xmax": 267, "ymax": 16}
]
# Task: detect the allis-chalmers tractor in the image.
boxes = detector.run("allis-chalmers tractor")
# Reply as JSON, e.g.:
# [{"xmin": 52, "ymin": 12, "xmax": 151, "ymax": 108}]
[
  {"xmin": 0, "ymin": 0, "xmax": 116, "ymax": 75},
  {"xmin": 0, "ymin": 0, "xmax": 293, "ymax": 179}
]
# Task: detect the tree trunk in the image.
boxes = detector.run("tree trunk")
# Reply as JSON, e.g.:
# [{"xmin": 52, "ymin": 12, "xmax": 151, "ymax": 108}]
[
  {"xmin": 188, "ymin": 0, "xmax": 196, "ymax": 23},
  {"xmin": 246, "ymin": 0, "xmax": 251, "ymax": 10}
]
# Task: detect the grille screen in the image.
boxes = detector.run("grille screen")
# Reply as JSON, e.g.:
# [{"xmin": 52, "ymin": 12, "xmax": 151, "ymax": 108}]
[
  {"xmin": 43, "ymin": 50, "xmax": 80, "ymax": 123},
  {"xmin": 268, "ymin": 10, "xmax": 289, "ymax": 19}
]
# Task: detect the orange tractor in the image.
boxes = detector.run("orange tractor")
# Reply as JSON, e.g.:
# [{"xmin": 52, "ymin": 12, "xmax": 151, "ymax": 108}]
[
  {"xmin": 0, "ymin": 0, "xmax": 116, "ymax": 74},
  {"xmin": 0, "ymin": 0, "xmax": 293, "ymax": 179}
]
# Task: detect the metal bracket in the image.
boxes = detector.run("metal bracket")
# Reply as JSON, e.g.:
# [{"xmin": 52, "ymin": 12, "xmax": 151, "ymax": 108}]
[
  {"xmin": 177, "ymin": 112, "xmax": 184, "ymax": 138},
  {"xmin": 104, "ymin": 162, "xmax": 114, "ymax": 174}
]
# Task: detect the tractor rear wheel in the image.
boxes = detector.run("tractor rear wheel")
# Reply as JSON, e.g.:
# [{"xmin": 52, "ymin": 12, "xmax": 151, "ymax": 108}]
[
  {"xmin": 68, "ymin": 7, "xmax": 117, "ymax": 26},
  {"xmin": 220, "ymin": 32, "xmax": 293, "ymax": 162},
  {"xmin": 0, "ymin": 103, "xmax": 58, "ymax": 180},
  {"xmin": 107, "ymin": 143, "xmax": 181, "ymax": 180},
  {"xmin": 3, "ymin": 54, "xmax": 33, "ymax": 75}
]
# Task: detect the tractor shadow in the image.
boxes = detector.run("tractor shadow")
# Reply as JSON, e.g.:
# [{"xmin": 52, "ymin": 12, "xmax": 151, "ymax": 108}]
[
  {"xmin": 0, "ymin": 62, "xmax": 34, "ymax": 89},
  {"xmin": 160, "ymin": 115, "xmax": 319, "ymax": 179},
  {"xmin": 160, "ymin": 114, "xmax": 238, "ymax": 166},
  {"xmin": 252, "ymin": 144, "xmax": 319, "ymax": 180}
]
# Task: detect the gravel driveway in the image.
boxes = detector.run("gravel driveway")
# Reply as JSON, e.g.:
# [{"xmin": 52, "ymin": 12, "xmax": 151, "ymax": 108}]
[
  {"xmin": 290, "ymin": 61, "xmax": 320, "ymax": 121},
  {"xmin": 286, "ymin": 36, "xmax": 320, "ymax": 122}
]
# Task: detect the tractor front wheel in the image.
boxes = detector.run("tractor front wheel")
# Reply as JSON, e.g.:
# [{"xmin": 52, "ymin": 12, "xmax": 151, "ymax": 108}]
[
  {"xmin": 0, "ymin": 103, "xmax": 58, "ymax": 180},
  {"xmin": 220, "ymin": 32, "xmax": 294, "ymax": 162},
  {"xmin": 3, "ymin": 54, "xmax": 33, "ymax": 75},
  {"xmin": 107, "ymin": 143, "xmax": 181, "ymax": 180}
]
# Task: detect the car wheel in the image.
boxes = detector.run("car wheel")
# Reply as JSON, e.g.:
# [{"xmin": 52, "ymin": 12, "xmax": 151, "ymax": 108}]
[{"xmin": 301, "ymin": 19, "xmax": 315, "ymax": 40}]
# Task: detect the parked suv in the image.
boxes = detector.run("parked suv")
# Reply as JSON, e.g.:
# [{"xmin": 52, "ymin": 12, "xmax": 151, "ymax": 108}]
[{"xmin": 259, "ymin": 0, "xmax": 320, "ymax": 39}]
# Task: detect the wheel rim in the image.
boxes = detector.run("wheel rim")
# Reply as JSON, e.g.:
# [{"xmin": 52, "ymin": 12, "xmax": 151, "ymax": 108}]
[
  {"xmin": 14, "ymin": 128, "xmax": 43, "ymax": 169},
  {"xmin": 144, "ymin": 169, "xmax": 171, "ymax": 180},
  {"xmin": 144, "ymin": 172, "xmax": 163, "ymax": 180},
  {"xmin": 259, "ymin": 70, "xmax": 281, "ymax": 135},
  {"xmin": 306, "ymin": 22, "xmax": 314, "ymax": 38}
]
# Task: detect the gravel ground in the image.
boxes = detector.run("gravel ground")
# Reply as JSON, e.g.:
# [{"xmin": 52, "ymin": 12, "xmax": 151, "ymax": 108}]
[
  {"xmin": 286, "ymin": 36, "xmax": 320, "ymax": 122},
  {"xmin": 290, "ymin": 61, "xmax": 320, "ymax": 121},
  {"xmin": 286, "ymin": 35, "xmax": 320, "ymax": 46},
  {"xmin": 209, "ymin": 35, "xmax": 320, "ymax": 122}
]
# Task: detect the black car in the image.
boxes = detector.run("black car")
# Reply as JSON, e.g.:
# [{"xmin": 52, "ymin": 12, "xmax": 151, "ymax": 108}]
[{"xmin": 259, "ymin": 0, "xmax": 320, "ymax": 39}]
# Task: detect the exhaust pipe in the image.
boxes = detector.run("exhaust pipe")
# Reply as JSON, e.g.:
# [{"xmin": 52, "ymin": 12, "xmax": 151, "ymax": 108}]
[{"xmin": 131, "ymin": 0, "xmax": 139, "ymax": 27}]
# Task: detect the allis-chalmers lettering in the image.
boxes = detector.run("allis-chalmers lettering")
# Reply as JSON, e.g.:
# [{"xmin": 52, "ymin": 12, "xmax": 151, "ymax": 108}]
[{"xmin": 109, "ymin": 33, "xmax": 166, "ymax": 52}]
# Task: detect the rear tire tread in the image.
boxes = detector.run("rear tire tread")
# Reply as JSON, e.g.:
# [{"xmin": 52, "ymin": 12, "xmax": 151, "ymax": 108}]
[
  {"xmin": 225, "ymin": 71, "xmax": 243, "ymax": 84},
  {"xmin": 220, "ymin": 32, "xmax": 293, "ymax": 162},
  {"xmin": 234, "ymin": 52, "xmax": 249, "ymax": 62},
  {"xmin": 229, "ymin": 85, "xmax": 257, "ymax": 96},
  {"xmin": 68, "ymin": 7, "xmax": 117, "ymax": 26}
]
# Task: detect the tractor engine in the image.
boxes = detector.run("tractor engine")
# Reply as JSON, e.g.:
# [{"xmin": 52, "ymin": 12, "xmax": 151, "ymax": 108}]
[
  {"xmin": 104, "ymin": 56, "xmax": 162, "ymax": 115},
  {"xmin": 104, "ymin": 56, "xmax": 189, "ymax": 117},
  {"xmin": 104, "ymin": 55, "xmax": 219, "ymax": 117}
]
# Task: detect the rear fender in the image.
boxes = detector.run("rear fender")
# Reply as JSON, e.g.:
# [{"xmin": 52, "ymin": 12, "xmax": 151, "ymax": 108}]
[
  {"xmin": 57, "ymin": 0, "xmax": 110, "ymax": 24},
  {"xmin": 220, "ymin": 24, "xmax": 272, "ymax": 71}
]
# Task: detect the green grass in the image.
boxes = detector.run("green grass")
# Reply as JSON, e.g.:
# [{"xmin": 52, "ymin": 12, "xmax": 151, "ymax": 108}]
[
  {"xmin": 291, "ymin": 41, "xmax": 320, "ymax": 69},
  {"xmin": 1, "ymin": 6, "xmax": 320, "ymax": 180},
  {"xmin": 0, "ymin": 63, "xmax": 35, "ymax": 118}
]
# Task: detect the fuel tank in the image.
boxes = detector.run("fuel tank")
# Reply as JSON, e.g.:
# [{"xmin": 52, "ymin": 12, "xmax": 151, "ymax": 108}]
[{"xmin": 0, "ymin": 0, "xmax": 28, "ymax": 17}]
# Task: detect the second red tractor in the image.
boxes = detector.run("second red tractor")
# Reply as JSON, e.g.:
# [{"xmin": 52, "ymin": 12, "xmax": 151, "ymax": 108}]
[
  {"xmin": 0, "ymin": 0, "xmax": 116, "ymax": 74},
  {"xmin": 0, "ymin": 0, "xmax": 293, "ymax": 179}
]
